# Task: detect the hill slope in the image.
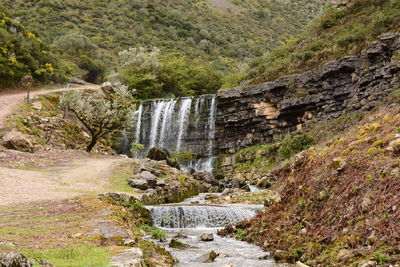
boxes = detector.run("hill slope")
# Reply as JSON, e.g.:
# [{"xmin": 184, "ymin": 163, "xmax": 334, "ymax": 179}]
[
  {"xmin": 0, "ymin": 13, "xmax": 72, "ymax": 89},
  {"xmin": 247, "ymin": 0, "xmax": 400, "ymax": 84},
  {"xmin": 0, "ymin": 0, "xmax": 325, "ymax": 72}
]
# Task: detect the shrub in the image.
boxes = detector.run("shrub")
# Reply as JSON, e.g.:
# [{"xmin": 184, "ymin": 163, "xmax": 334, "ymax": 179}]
[
  {"xmin": 235, "ymin": 229, "xmax": 246, "ymax": 240},
  {"xmin": 278, "ymin": 133, "xmax": 315, "ymax": 159},
  {"xmin": 171, "ymin": 150, "xmax": 194, "ymax": 165}
]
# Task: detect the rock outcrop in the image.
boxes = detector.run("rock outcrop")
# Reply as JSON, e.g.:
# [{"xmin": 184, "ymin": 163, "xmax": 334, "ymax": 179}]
[
  {"xmin": 215, "ymin": 32, "xmax": 400, "ymax": 154},
  {"xmin": 1, "ymin": 130, "xmax": 35, "ymax": 153},
  {"xmin": 0, "ymin": 252, "xmax": 31, "ymax": 267}
]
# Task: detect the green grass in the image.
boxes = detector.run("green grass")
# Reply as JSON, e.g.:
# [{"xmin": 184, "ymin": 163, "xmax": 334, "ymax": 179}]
[
  {"xmin": 139, "ymin": 225, "xmax": 166, "ymax": 240},
  {"xmin": 106, "ymin": 162, "xmax": 136, "ymax": 193},
  {"xmin": 24, "ymin": 245, "xmax": 111, "ymax": 267}
]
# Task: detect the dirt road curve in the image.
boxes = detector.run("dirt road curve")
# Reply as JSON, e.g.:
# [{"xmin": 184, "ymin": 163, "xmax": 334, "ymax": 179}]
[
  {"xmin": 0, "ymin": 157, "xmax": 128, "ymax": 206},
  {"xmin": 0, "ymin": 84, "xmax": 100, "ymax": 129}
]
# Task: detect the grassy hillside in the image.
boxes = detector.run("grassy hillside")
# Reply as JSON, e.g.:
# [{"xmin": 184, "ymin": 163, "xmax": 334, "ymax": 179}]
[
  {"xmin": 0, "ymin": 0, "xmax": 325, "ymax": 73},
  {"xmin": 247, "ymin": 0, "xmax": 400, "ymax": 84}
]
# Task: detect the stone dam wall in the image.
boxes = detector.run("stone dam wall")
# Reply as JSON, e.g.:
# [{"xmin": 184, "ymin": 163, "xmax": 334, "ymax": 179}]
[{"xmin": 215, "ymin": 32, "xmax": 400, "ymax": 155}]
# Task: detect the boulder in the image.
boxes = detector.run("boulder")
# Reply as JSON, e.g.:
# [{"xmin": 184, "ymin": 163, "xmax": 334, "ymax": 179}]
[
  {"xmin": 193, "ymin": 171, "xmax": 218, "ymax": 185},
  {"xmin": 147, "ymin": 147, "xmax": 180, "ymax": 170},
  {"xmin": 168, "ymin": 238, "xmax": 189, "ymax": 249},
  {"xmin": 128, "ymin": 179, "xmax": 149, "ymax": 190},
  {"xmin": 173, "ymin": 232, "xmax": 188, "ymax": 239},
  {"xmin": 196, "ymin": 251, "xmax": 219, "ymax": 263},
  {"xmin": 200, "ymin": 232, "xmax": 214, "ymax": 242},
  {"xmin": 110, "ymin": 248, "xmax": 144, "ymax": 267},
  {"xmin": 139, "ymin": 171, "xmax": 157, "ymax": 180},
  {"xmin": 156, "ymin": 180, "xmax": 167, "ymax": 187},
  {"xmin": 0, "ymin": 252, "xmax": 31, "ymax": 267},
  {"xmin": 2, "ymin": 130, "xmax": 35, "ymax": 153},
  {"xmin": 147, "ymin": 147, "xmax": 171, "ymax": 161}
]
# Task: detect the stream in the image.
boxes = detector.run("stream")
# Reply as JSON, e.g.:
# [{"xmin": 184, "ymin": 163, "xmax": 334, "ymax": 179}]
[{"xmin": 145, "ymin": 194, "xmax": 290, "ymax": 267}]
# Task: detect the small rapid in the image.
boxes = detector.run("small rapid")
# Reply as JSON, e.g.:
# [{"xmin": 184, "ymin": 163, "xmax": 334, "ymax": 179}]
[
  {"xmin": 145, "ymin": 194, "xmax": 290, "ymax": 267},
  {"xmin": 148, "ymin": 205, "xmax": 258, "ymax": 229}
]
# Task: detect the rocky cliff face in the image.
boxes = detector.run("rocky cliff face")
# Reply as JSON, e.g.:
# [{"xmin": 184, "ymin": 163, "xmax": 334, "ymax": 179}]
[{"xmin": 215, "ymin": 32, "xmax": 400, "ymax": 154}]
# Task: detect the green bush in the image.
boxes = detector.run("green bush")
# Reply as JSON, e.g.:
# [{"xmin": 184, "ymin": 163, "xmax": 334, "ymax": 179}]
[
  {"xmin": 139, "ymin": 225, "xmax": 166, "ymax": 240},
  {"xmin": 0, "ymin": 13, "xmax": 72, "ymax": 88},
  {"xmin": 171, "ymin": 150, "xmax": 194, "ymax": 165},
  {"xmin": 278, "ymin": 133, "xmax": 315, "ymax": 159}
]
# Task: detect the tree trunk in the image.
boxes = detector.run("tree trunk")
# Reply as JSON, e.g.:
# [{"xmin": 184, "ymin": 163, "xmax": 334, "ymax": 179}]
[{"xmin": 86, "ymin": 136, "xmax": 98, "ymax": 152}]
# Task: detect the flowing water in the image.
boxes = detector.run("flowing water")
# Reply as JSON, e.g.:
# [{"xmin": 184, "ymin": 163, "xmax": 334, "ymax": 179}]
[
  {"xmin": 125, "ymin": 95, "xmax": 217, "ymax": 172},
  {"xmin": 146, "ymin": 195, "xmax": 291, "ymax": 267}
]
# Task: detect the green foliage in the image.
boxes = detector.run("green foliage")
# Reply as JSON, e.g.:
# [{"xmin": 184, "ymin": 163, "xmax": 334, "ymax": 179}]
[
  {"xmin": 0, "ymin": 13, "xmax": 72, "ymax": 89},
  {"xmin": 139, "ymin": 225, "xmax": 166, "ymax": 240},
  {"xmin": 53, "ymin": 33, "xmax": 105, "ymax": 83},
  {"xmin": 374, "ymin": 252, "xmax": 393, "ymax": 264},
  {"xmin": 117, "ymin": 49, "xmax": 223, "ymax": 99},
  {"xmin": 59, "ymin": 83, "xmax": 135, "ymax": 152},
  {"xmin": 26, "ymin": 245, "xmax": 110, "ymax": 267},
  {"xmin": 248, "ymin": 0, "xmax": 400, "ymax": 84},
  {"xmin": 235, "ymin": 229, "xmax": 246, "ymax": 240},
  {"xmin": 171, "ymin": 150, "xmax": 194, "ymax": 165},
  {"xmin": 278, "ymin": 133, "xmax": 315, "ymax": 159},
  {"xmin": 130, "ymin": 142, "xmax": 144, "ymax": 155},
  {"xmin": 0, "ymin": 0, "xmax": 325, "ymax": 86}
]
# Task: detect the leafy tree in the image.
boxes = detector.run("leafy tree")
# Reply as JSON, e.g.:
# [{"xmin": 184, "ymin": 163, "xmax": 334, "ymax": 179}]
[{"xmin": 59, "ymin": 83, "xmax": 135, "ymax": 152}]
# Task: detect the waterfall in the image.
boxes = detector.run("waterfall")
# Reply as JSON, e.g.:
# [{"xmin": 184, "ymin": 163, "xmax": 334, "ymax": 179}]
[
  {"xmin": 148, "ymin": 206, "xmax": 257, "ymax": 229},
  {"xmin": 126, "ymin": 94, "xmax": 217, "ymax": 171},
  {"xmin": 134, "ymin": 104, "xmax": 143, "ymax": 144},
  {"xmin": 159, "ymin": 100, "xmax": 176, "ymax": 148},
  {"xmin": 176, "ymin": 98, "xmax": 192, "ymax": 151}
]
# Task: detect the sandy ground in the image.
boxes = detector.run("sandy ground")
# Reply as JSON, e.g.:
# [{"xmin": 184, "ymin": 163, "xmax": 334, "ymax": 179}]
[
  {"xmin": 0, "ymin": 84, "xmax": 99, "ymax": 129},
  {"xmin": 0, "ymin": 84, "xmax": 131, "ymax": 206},
  {"xmin": 0, "ymin": 156, "xmax": 129, "ymax": 206}
]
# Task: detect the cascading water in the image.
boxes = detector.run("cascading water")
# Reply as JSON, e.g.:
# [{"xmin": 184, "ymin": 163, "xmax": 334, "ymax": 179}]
[
  {"xmin": 125, "ymin": 95, "xmax": 217, "ymax": 172},
  {"xmin": 145, "ymin": 199, "xmax": 286, "ymax": 267},
  {"xmin": 148, "ymin": 205, "xmax": 257, "ymax": 228}
]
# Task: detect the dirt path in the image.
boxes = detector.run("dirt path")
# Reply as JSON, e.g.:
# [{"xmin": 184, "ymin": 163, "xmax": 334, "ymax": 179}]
[
  {"xmin": 0, "ymin": 156, "xmax": 130, "ymax": 206},
  {"xmin": 0, "ymin": 84, "xmax": 99, "ymax": 129}
]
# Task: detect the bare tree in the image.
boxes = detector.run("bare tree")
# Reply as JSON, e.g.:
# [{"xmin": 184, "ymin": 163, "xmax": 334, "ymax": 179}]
[{"xmin": 60, "ymin": 83, "xmax": 135, "ymax": 152}]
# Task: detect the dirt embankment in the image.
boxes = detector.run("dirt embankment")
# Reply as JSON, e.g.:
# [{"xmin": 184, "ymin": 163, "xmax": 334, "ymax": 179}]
[{"xmin": 223, "ymin": 100, "xmax": 400, "ymax": 266}]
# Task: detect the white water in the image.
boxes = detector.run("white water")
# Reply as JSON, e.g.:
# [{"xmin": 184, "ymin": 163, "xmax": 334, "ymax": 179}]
[
  {"xmin": 148, "ymin": 205, "xmax": 257, "ymax": 229},
  {"xmin": 176, "ymin": 98, "xmax": 192, "ymax": 151},
  {"xmin": 146, "ymin": 196, "xmax": 290, "ymax": 267},
  {"xmin": 149, "ymin": 101, "xmax": 167, "ymax": 149},
  {"xmin": 134, "ymin": 104, "xmax": 143, "ymax": 144}
]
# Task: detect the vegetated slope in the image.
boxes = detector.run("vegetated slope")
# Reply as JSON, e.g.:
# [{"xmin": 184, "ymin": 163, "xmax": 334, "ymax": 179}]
[
  {"xmin": 247, "ymin": 0, "xmax": 400, "ymax": 84},
  {"xmin": 0, "ymin": 0, "xmax": 325, "ymax": 72},
  {"xmin": 0, "ymin": 13, "xmax": 72, "ymax": 89},
  {"xmin": 222, "ymin": 92, "xmax": 400, "ymax": 265}
]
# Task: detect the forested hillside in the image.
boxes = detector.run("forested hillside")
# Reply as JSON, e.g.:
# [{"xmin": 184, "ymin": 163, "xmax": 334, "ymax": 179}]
[{"xmin": 0, "ymin": 0, "xmax": 325, "ymax": 73}]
